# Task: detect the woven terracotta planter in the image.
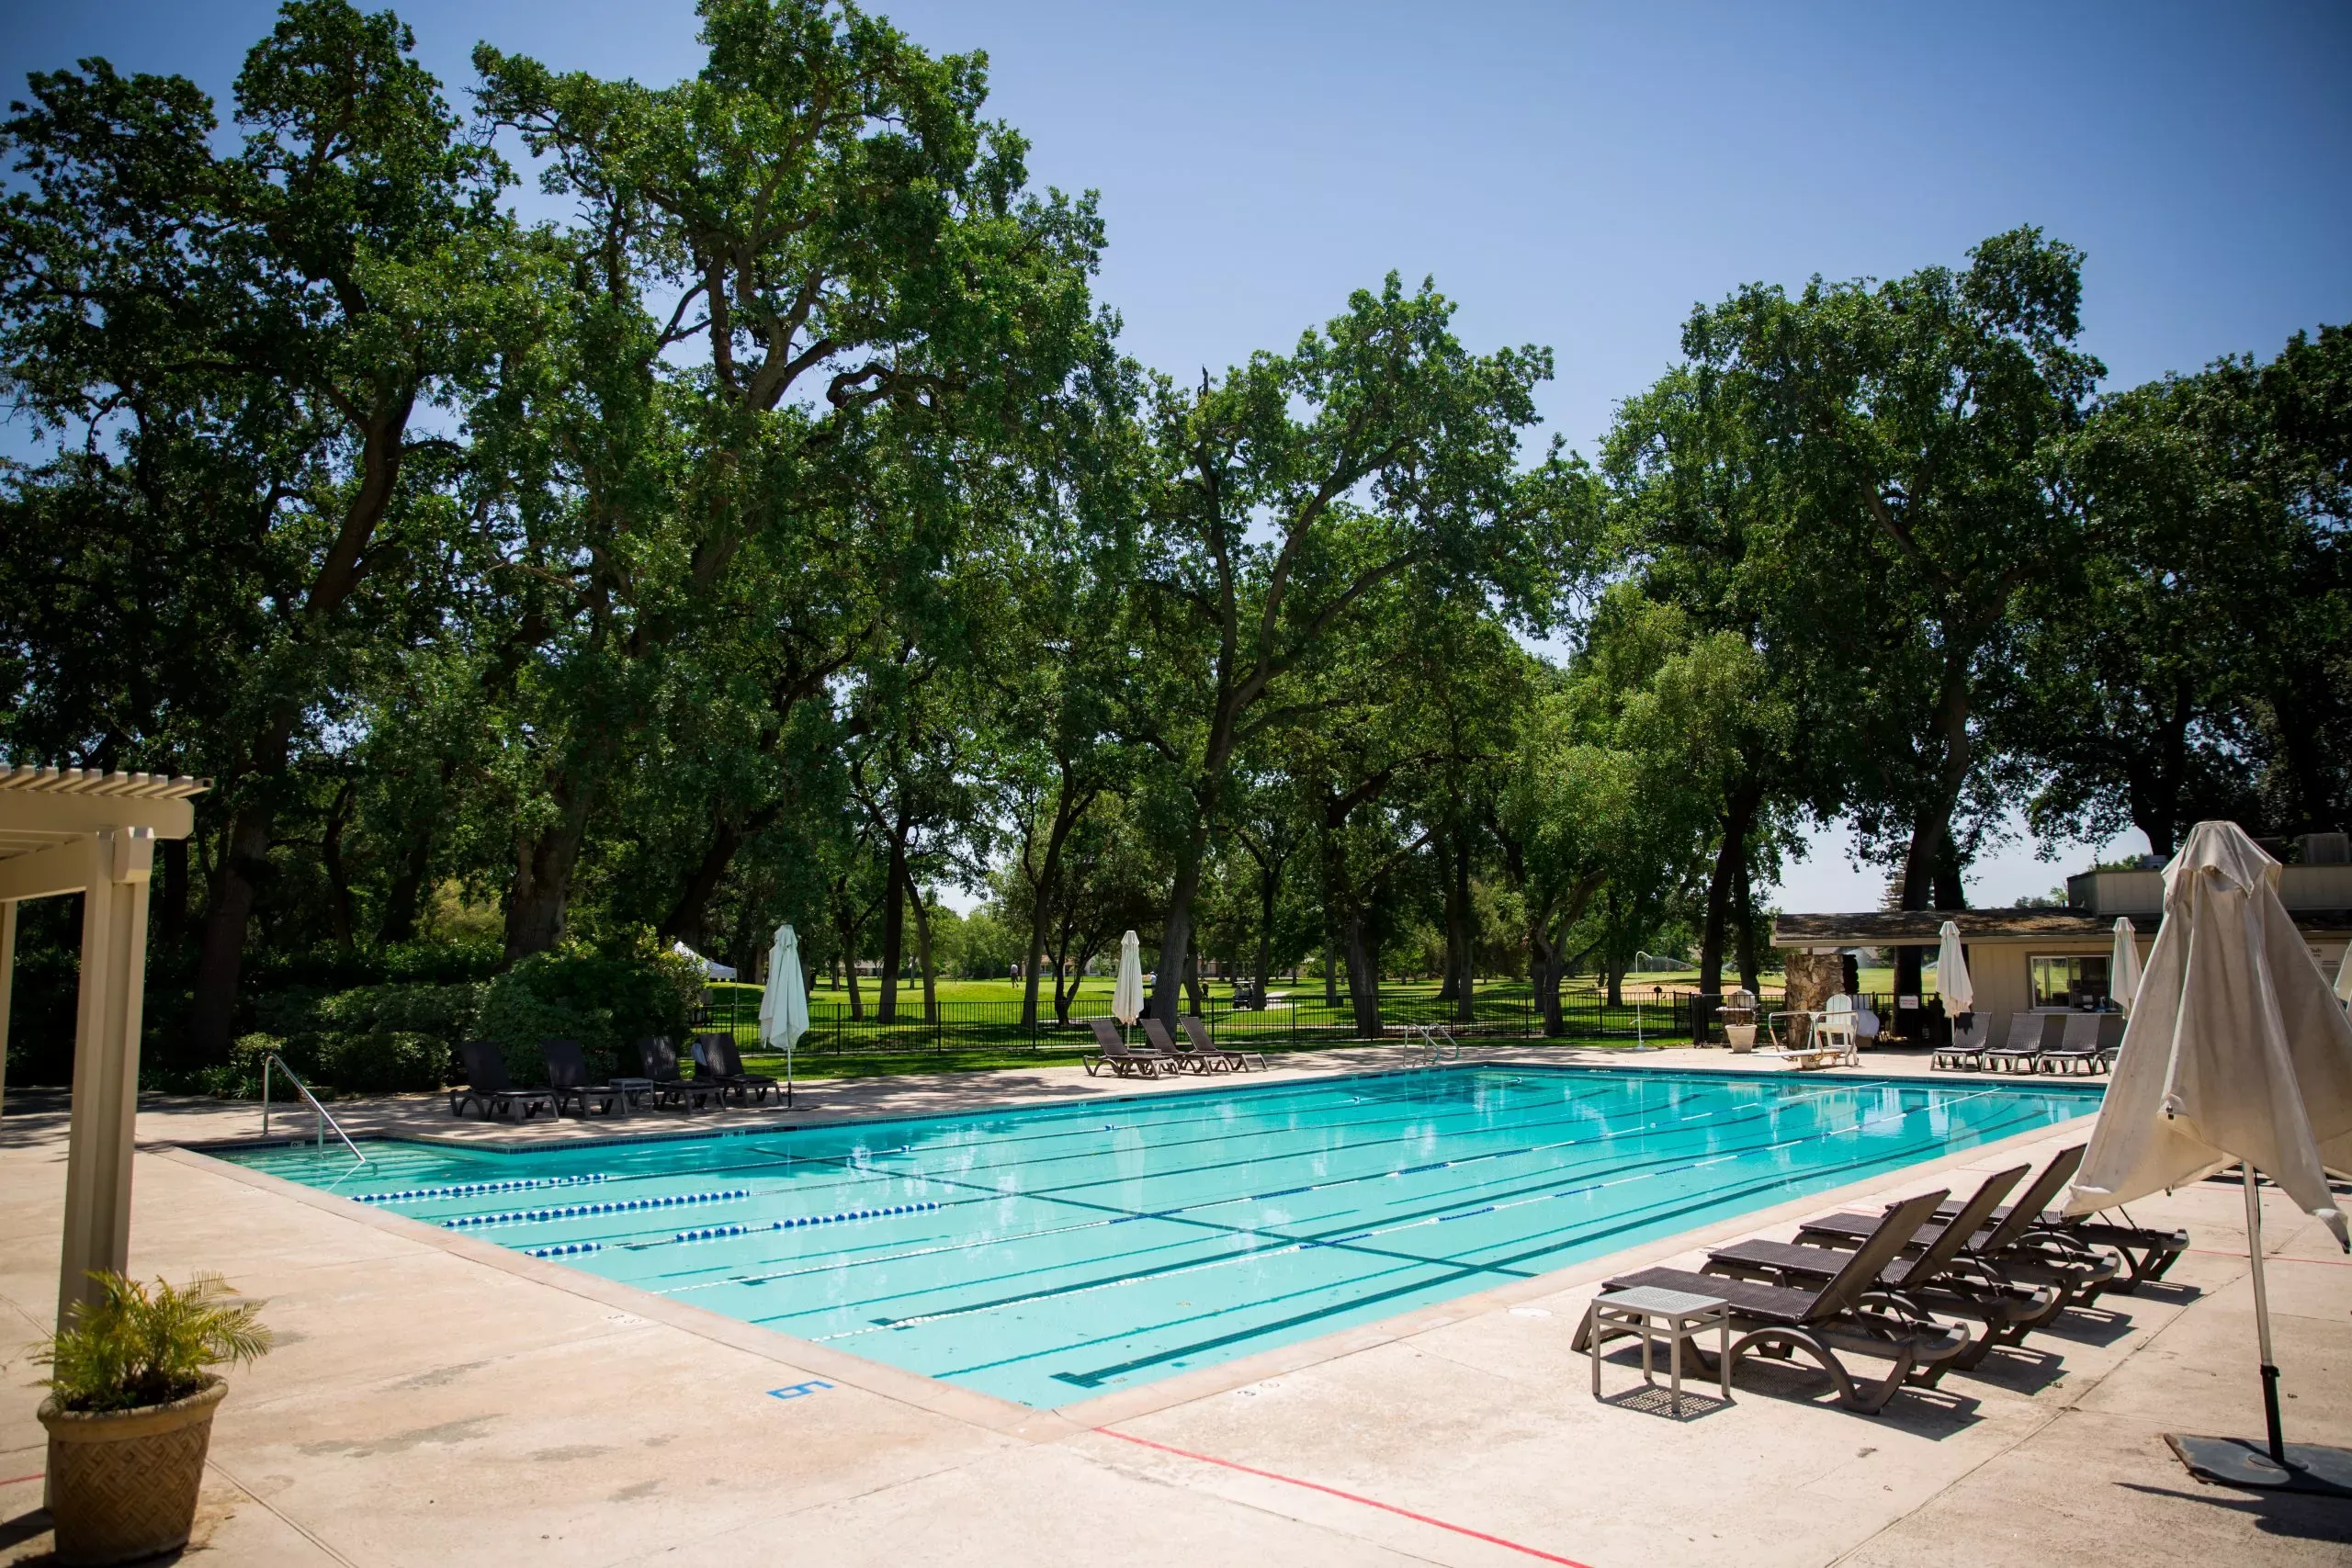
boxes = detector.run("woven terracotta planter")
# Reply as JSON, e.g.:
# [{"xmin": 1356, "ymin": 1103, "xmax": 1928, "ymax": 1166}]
[{"xmin": 38, "ymin": 1379, "xmax": 225, "ymax": 1565}]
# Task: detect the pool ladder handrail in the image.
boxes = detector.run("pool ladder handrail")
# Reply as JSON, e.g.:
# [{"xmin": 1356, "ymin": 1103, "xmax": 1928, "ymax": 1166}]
[
  {"xmin": 260, "ymin": 1053, "xmax": 366, "ymax": 1165},
  {"xmin": 1414, "ymin": 1025, "xmax": 1462, "ymax": 1066}
]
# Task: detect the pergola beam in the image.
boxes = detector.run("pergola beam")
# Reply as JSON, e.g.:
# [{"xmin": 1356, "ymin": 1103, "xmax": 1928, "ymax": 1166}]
[
  {"xmin": 0, "ymin": 790, "xmax": 192, "ymax": 840},
  {"xmin": 0, "ymin": 838, "xmax": 103, "ymax": 903}
]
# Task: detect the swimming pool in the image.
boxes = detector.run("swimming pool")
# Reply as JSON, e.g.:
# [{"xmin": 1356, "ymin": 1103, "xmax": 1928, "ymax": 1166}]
[{"xmin": 222, "ymin": 1066, "xmax": 2099, "ymax": 1407}]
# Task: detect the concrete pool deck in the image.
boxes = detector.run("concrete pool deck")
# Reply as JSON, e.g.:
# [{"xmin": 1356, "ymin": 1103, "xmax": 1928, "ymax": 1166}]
[{"xmin": 3, "ymin": 1043, "xmax": 2346, "ymax": 1565}]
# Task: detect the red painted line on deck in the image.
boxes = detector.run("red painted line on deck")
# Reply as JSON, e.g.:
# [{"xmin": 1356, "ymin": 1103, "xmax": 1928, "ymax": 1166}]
[
  {"xmin": 0, "ymin": 1472, "xmax": 42, "ymax": 1486},
  {"xmin": 1097, "ymin": 1427, "xmax": 1594, "ymax": 1566},
  {"xmin": 2188, "ymin": 1248, "xmax": 2352, "ymax": 1266}
]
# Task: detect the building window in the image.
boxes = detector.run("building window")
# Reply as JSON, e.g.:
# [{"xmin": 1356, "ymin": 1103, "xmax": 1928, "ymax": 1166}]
[{"xmin": 2029, "ymin": 953, "xmax": 2111, "ymax": 1010}]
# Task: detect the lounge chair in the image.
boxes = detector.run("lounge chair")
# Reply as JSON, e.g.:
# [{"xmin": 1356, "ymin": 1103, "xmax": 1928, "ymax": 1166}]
[
  {"xmin": 2035, "ymin": 1012, "xmax": 2116, "ymax": 1075},
  {"xmin": 1799, "ymin": 1145, "xmax": 2120, "ymax": 1311},
  {"xmin": 540, "ymin": 1039, "xmax": 620, "ymax": 1117},
  {"xmin": 1924, "ymin": 1143, "xmax": 2188, "ymax": 1292},
  {"xmin": 636, "ymin": 1036, "xmax": 728, "ymax": 1111},
  {"xmin": 450, "ymin": 1041, "xmax": 556, "ymax": 1121},
  {"xmin": 1703, "ymin": 1165, "xmax": 2058, "ymax": 1369},
  {"xmin": 1574, "ymin": 1190, "xmax": 1969, "ymax": 1415},
  {"xmin": 1931, "ymin": 1014, "xmax": 1985, "ymax": 1072},
  {"xmin": 698, "ymin": 1032, "xmax": 777, "ymax": 1105},
  {"xmin": 1182, "ymin": 1013, "xmax": 1265, "ymax": 1071},
  {"xmin": 1981, "ymin": 1012, "xmax": 2052, "ymax": 1073},
  {"xmin": 1081, "ymin": 1018, "xmax": 1173, "ymax": 1077}
]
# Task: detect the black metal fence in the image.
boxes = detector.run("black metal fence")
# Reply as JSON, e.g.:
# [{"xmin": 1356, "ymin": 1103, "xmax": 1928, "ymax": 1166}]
[{"xmin": 709, "ymin": 983, "xmax": 1860, "ymax": 1058}]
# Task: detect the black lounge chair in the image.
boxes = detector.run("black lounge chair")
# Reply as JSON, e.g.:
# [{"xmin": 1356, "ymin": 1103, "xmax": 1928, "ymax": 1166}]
[
  {"xmin": 450, "ymin": 1041, "xmax": 556, "ymax": 1121},
  {"xmin": 1081, "ymin": 1018, "xmax": 1172, "ymax": 1077},
  {"xmin": 2035, "ymin": 1013, "xmax": 2120, "ymax": 1076},
  {"xmin": 1575, "ymin": 1190, "xmax": 1969, "ymax": 1415},
  {"xmin": 1703, "ymin": 1165, "xmax": 2058, "ymax": 1369},
  {"xmin": 697, "ymin": 1032, "xmax": 777, "ymax": 1105},
  {"xmin": 636, "ymin": 1036, "xmax": 727, "ymax": 1111},
  {"xmin": 1800, "ymin": 1145, "xmax": 2120, "ymax": 1310},
  {"xmin": 1182, "ymin": 1013, "xmax": 1265, "ymax": 1071},
  {"xmin": 540, "ymin": 1038, "xmax": 620, "ymax": 1117},
  {"xmin": 1981, "ymin": 1012, "xmax": 2053, "ymax": 1073}
]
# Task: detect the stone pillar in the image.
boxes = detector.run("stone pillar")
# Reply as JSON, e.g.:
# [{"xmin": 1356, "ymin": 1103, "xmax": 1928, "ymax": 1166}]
[
  {"xmin": 1781, "ymin": 950, "xmax": 1842, "ymax": 1044},
  {"xmin": 59, "ymin": 829, "xmax": 154, "ymax": 1331}
]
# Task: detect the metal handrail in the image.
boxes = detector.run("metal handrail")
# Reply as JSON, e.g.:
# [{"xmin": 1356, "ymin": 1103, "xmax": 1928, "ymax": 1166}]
[{"xmin": 261, "ymin": 1054, "xmax": 365, "ymax": 1165}]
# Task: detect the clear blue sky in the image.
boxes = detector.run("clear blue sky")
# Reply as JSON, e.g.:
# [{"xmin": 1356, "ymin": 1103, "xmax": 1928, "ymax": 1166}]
[{"xmin": 7, "ymin": 1, "xmax": 2348, "ymax": 908}]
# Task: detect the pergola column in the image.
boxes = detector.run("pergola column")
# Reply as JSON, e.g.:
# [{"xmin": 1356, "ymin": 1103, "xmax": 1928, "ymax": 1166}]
[{"xmin": 56, "ymin": 828, "xmax": 154, "ymax": 1329}]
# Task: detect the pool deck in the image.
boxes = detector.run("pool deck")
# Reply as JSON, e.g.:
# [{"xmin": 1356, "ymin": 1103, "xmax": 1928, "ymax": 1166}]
[{"xmin": 3, "ymin": 1043, "xmax": 2347, "ymax": 1565}]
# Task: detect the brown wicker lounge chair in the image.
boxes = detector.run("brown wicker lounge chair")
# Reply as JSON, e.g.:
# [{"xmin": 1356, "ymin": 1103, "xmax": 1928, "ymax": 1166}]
[
  {"xmin": 1799, "ymin": 1145, "xmax": 2120, "ymax": 1309},
  {"xmin": 636, "ymin": 1036, "xmax": 727, "ymax": 1111},
  {"xmin": 1181, "ymin": 1013, "xmax": 1265, "ymax": 1071},
  {"xmin": 1703, "ymin": 1165, "xmax": 2058, "ymax": 1369},
  {"xmin": 1081, "ymin": 1018, "xmax": 1172, "ymax": 1077},
  {"xmin": 1575, "ymin": 1190, "xmax": 1969, "ymax": 1415},
  {"xmin": 450, "ymin": 1041, "xmax": 556, "ymax": 1120}
]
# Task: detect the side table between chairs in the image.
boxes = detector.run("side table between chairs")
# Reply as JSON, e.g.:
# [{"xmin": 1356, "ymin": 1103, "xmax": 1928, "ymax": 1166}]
[{"xmin": 1584, "ymin": 1284, "xmax": 1731, "ymax": 1416}]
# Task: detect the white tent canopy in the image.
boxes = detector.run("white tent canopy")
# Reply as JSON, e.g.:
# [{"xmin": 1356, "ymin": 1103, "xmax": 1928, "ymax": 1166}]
[
  {"xmin": 672, "ymin": 940, "xmax": 737, "ymax": 981},
  {"xmin": 2066, "ymin": 822, "xmax": 2350, "ymax": 1241}
]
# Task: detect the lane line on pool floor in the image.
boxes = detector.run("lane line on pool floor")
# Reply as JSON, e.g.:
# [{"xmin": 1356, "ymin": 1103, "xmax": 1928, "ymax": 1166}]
[{"xmin": 1094, "ymin": 1427, "xmax": 1595, "ymax": 1567}]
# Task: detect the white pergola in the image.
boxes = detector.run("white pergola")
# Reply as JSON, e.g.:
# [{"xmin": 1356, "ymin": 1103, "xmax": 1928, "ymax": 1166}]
[{"xmin": 0, "ymin": 765, "xmax": 206, "ymax": 1331}]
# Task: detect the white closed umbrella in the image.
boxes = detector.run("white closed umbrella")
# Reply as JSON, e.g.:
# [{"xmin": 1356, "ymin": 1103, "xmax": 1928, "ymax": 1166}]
[
  {"xmin": 757, "ymin": 923, "xmax": 810, "ymax": 1107},
  {"xmin": 1936, "ymin": 919, "xmax": 1973, "ymax": 1030},
  {"xmin": 2110, "ymin": 918, "xmax": 2142, "ymax": 1015},
  {"xmin": 2064, "ymin": 821, "xmax": 2352, "ymax": 1489},
  {"xmin": 1114, "ymin": 931, "xmax": 1145, "ymax": 1040},
  {"xmin": 2335, "ymin": 944, "xmax": 2352, "ymax": 1009}
]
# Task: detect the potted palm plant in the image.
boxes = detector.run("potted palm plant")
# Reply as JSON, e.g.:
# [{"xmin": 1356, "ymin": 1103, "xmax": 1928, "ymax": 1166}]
[{"xmin": 32, "ymin": 1272, "xmax": 271, "ymax": 1566}]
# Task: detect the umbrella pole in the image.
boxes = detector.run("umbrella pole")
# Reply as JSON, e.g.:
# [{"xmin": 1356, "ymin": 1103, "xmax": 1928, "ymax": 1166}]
[
  {"xmin": 786, "ymin": 1043, "xmax": 794, "ymax": 1110},
  {"xmin": 2243, "ymin": 1162, "xmax": 2287, "ymax": 1463}
]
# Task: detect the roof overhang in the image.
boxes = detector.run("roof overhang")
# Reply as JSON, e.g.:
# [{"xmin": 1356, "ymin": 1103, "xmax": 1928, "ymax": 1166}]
[
  {"xmin": 0, "ymin": 766, "xmax": 207, "ymax": 902},
  {"xmin": 1774, "ymin": 907, "xmax": 2352, "ymax": 948}
]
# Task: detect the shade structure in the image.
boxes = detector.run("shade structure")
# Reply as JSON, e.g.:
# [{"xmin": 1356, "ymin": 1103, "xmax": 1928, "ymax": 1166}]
[
  {"xmin": 757, "ymin": 924, "xmax": 810, "ymax": 1106},
  {"xmin": 1114, "ymin": 931, "xmax": 1144, "ymax": 1026},
  {"xmin": 1935, "ymin": 919, "xmax": 1973, "ymax": 1017},
  {"xmin": 2111, "ymin": 918, "xmax": 2143, "ymax": 1015},
  {"xmin": 673, "ymin": 940, "xmax": 737, "ymax": 981},
  {"xmin": 2064, "ymin": 820, "xmax": 2352, "ymax": 1491},
  {"xmin": 2065, "ymin": 822, "xmax": 2352, "ymax": 1236}
]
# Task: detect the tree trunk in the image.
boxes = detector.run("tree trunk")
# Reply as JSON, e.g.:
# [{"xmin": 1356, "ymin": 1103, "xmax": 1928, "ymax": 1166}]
[
  {"xmin": 1021, "ymin": 795, "xmax": 1082, "ymax": 1029},
  {"xmin": 159, "ymin": 836, "xmax": 188, "ymax": 954},
  {"xmin": 1698, "ymin": 779, "xmax": 1758, "ymax": 999},
  {"xmin": 1734, "ymin": 840, "xmax": 1760, "ymax": 996},
  {"xmin": 1443, "ymin": 825, "xmax": 1475, "ymax": 1022},
  {"xmin": 321, "ymin": 781, "xmax": 356, "ymax": 953},
  {"xmin": 379, "ymin": 827, "xmax": 432, "ymax": 945},
  {"xmin": 1894, "ymin": 641, "xmax": 1977, "ymax": 1005},
  {"xmin": 503, "ymin": 773, "xmax": 594, "ymax": 964},
  {"xmin": 877, "ymin": 829, "xmax": 909, "ymax": 1024},
  {"xmin": 1152, "ymin": 812, "xmax": 1212, "ymax": 1022},
  {"xmin": 1254, "ymin": 857, "xmax": 1277, "ymax": 1005},
  {"xmin": 1343, "ymin": 905, "xmax": 1381, "ymax": 1038},
  {"xmin": 188, "ymin": 801, "xmax": 275, "ymax": 1056},
  {"xmin": 1435, "ymin": 833, "xmax": 1462, "ymax": 1002},
  {"xmin": 1183, "ymin": 942, "xmax": 1205, "ymax": 1017},
  {"xmin": 660, "ymin": 818, "xmax": 743, "ymax": 948},
  {"xmin": 1530, "ymin": 915, "xmax": 1566, "ymax": 1037},
  {"xmin": 910, "ymin": 885, "xmax": 938, "ymax": 1024}
]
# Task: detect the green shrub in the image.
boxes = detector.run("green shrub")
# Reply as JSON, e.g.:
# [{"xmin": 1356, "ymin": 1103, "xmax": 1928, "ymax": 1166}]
[
  {"xmin": 319, "ymin": 1031, "xmax": 449, "ymax": 1092},
  {"xmin": 37, "ymin": 1271, "xmax": 271, "ymax": 1413},
  {"xmin": 476, "ymin": 946, "xmax": 699, "ymax": 1082}
]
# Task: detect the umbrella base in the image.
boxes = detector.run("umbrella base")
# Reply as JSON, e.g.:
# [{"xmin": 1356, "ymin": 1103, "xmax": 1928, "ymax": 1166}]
[{"xmin": 2165, "ymin": 1435, "xmax": 2352, "ymax": 1495}]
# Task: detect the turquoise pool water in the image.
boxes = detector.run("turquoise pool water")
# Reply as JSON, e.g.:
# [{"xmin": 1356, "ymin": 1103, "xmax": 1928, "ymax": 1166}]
[{"xmin": 222, "ymin": 1066, "xmax": 2099, "ymax": 1407}]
